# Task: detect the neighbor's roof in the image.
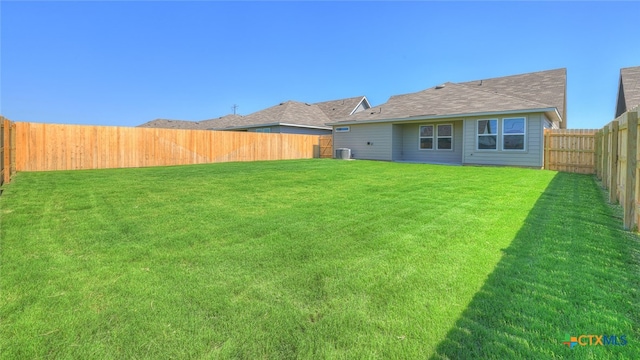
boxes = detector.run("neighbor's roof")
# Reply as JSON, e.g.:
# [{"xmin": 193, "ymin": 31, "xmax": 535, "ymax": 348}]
[
  {"xmin": 615, "ymin": 66, "xmax": 640, "ymax": 118},
  {"xmin": 333, "ymin": 68, "xmax": 566, "ymax": 126},
  {"xmin": 138, "ymin": 96, "xmax": 366, "ymax": 130},
  {"xmin": 138, "ymin": 115, "xmax": 243, "ymax": 130},
  {"xmin": 208, "ymin": 101, "xmax": 332, "ymax": 130},
  {"xmin": 314, "ymin": 96, "xmax": 370, "ymax": 121}
]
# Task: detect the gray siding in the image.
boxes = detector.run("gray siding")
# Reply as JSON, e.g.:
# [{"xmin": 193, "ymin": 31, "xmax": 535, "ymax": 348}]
[
  {"xmin": 247, "ymin": 126, "xmax": 279, "ymax": 133},
  {"xmin": 462, "ymin": 113, "xmax": 545, "ymax": 167},
  {"xmin": 392, "ymin": 125, "xmax": 403, "ymax": 161},
  {"xmin": 400, "ymin": 121, "xmax": 463, "ymax": 164},
  {"xmin": 278, "ymin": 126, "xmax": 332, "ymax": 135},
  {"xmin": 333, "ymin": 113, "xmax": 545, "ymax": 166},
  {"xmin": 333, "ymin": 123, "xmax": 393, "ymax": 160}
]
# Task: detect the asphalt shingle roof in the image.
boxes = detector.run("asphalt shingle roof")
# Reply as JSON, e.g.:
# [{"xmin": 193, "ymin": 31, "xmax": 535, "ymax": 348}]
[
  {"xmin": 616, "ymin": 66, "xmax": 640, "ymax": 117},
  {"xmin": 208, "ymin": 101, "xmax": 332, "ymax": 129},
  {"xmin": 138, "ymin": 115, "xmax": 243, "ymax": 130},
  {"xmin": 339, "ymin": 68, "xmax": 566, "ymax": 127},
  {"xmin": 460, "ymin": 68, "xmax": 566, "ymax": 122},
  {"xmin": 314, "ymin": 96, "xmax": 368, "ymax": 121},
  {"xmin": 347, "ymin": 82, "xmax": 556, "ymax": 121},
  {"xmin": 138, "ymin": 97, "xmax": 366, "ymax": 130}
]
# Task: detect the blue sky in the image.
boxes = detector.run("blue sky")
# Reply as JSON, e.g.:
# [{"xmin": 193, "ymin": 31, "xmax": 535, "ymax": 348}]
[{"xmin": 1, "ymin": 1, "xmax": 638, "ymax": 129}]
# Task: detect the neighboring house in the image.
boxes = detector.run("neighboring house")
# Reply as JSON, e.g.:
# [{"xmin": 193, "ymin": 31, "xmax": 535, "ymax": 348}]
[
  {"xmin": 330, "ymin": 68, "xmax": 567, "ymax": 168},
  {"xmin": 207, "ymin": 101, "xmax": 333, "ymax": 135},
  {"xmin": 138, "ymin": 96, "xmax": 370, "ymax": 135},
  {"xmin": 314, "ymin": 96, "xmax": 371, "ymax": 121},
  {"xmin": 138, "ymin": 115, "xmax": 242, "ymax": 130},
  {"xmin": 615, "ymin": 66, "xmax": 640, "ymax": 118}
]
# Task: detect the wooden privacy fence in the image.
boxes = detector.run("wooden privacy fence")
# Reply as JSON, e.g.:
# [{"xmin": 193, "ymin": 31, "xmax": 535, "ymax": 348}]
[
  {"xmin": 14, "ymin": 122, "xmax": 325, "ymax": 172},
  {"xmin": 595, "ymin": 107, "xmax": 639, "ymax": 230},
  {"xmin": 544, "ymin": 129, "xmax": 598, "ymax": 174},
  {"xmin": 0, "ymin": 116, "xmax": 17, "ymax": 185},
  {"xmin": 319, "ymin": 135, "xmax": 333, "ymax": 158}
]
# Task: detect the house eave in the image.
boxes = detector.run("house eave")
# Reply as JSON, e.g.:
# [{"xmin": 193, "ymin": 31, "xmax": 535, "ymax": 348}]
[
  {"xmin": 329, "ymin": 107, "xmax": 562, "ymax": 126},
  {"xmin": 209, "ymin": 122, "xmax": 332, "ymax": 131}
]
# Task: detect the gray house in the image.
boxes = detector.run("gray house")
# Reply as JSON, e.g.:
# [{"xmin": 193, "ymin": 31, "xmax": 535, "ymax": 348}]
[
  {"xmin": 207, "ymin": 96, "xmax": 370, "ymax": 134},
  {"xmin": 206, "ymin": 101, "xmax": 333, "ymax": 135},
  {"xmin": 330, "ymin": 69, "xmax": 566, "ymax": 168},
  {"xmin": 139, "ymin": 96, "xmax": 371, "ymax": 135},
  {"xmin": 615, "ymin": 66, "xmax": 640, "ymax": 118}
]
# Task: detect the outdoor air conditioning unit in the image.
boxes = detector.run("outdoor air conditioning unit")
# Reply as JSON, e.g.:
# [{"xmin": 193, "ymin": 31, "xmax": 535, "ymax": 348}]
[{"xmin": 335, "ymin": 148, "xmax": 351, "ymax": 160}]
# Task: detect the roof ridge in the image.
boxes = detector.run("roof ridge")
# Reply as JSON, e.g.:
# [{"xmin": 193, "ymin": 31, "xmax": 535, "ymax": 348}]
[
  {"xmin": 453, "ymin": 82, "xmax": 555, "ymax": 109},
  {"xmin": 462, "ymin": 68, "xmax": 566, "ymax": 83},
  {"xmin": 313, "ymin": 95, "xmax": 366, "ymax": 104},
  {"xmin": 621, "ymin": 66, "xmax": 640, "ymax": 71}
]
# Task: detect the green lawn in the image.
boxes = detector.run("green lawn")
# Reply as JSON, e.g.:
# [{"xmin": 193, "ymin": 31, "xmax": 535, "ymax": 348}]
[{"xmin": 1, "ymin": 159, "xmax": 638, "ymax": 359}]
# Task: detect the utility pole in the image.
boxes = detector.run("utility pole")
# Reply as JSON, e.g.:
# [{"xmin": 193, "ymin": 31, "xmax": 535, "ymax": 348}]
[{"xmin": 232, "ymin": 104, "xmax": 239, "ymax": 115}]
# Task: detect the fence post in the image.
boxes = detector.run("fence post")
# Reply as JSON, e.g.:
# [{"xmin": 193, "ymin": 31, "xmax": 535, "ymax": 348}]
[
  {"xmin": 593, "ymin": 130, "xmax": 602, "ymax": 180},
  {"xmin": 2, "ymin": 117, "xmax": 10, "ymax": 185},
  {"xmin": 1, "ymin": 118, "xmax": 4, "ymax": 186},
  {"xmin": 624, "ymin": 111, "xmax": 638, "ymax": 230},
  {"xmin": 609, "ymin": 121, "xmax": 619, "ymax": 204},
  {"xmin": 543, "ymin": 129, "xmax": 549, "ymax": 169},
  {"xmin": 10, "ymin": 122, "xmax": 16, "ymax": 177},
  {"xmin": 636, "ymin": 111, "xmax": 640, "ymax": 230},
  {"xmin": 602, "ymin": 125, "xmax": 610, "ymax": 188}
]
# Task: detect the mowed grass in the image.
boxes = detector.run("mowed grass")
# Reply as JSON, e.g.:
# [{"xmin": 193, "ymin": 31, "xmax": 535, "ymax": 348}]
[{"xmin": 0, "ymin": 159, "xmax": 638, "ymax": 359}]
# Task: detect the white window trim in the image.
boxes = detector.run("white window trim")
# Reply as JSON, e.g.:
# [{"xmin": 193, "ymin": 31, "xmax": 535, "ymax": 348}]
[
  {"xmin": 436, "ymin": 123, "xmax": 454, "ymax": 151},
  {"xmin": 476, "ymin": 119, "xmax": 499, "ymax": 151},
  {"xmin": 501, "ymin": 117, "xmax": 527, "ymax": 151},
  {"xmin": 418, "ymin": 124, "xmax": 434, "ymax": 150},
  {"xmin": 254, "ymin": 127, "xmax": 271, "ymax": 133}
]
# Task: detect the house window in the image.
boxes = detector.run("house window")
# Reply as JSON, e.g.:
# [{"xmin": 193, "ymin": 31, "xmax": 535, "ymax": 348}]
[
  {"xmin": 419, "ymin": 125, "xmax": 434, "ymax": 150},
  {"xmin": 436, "ymin": 124, "xmax": 453, "ymax": 150},
  {"xmin": 502, "ymin": 117, "xmax": 526, "ymax": 150},
  {"xmin": 335, "ymin": 126, "xmax": 350, "ymax": 132},
  {"xmin": 477, "ymin": 119, "xmax": 498, "ymax": 150},
  {"xmin": 254, "ymin": 128, "xmax": 271, "ymax": 133}
]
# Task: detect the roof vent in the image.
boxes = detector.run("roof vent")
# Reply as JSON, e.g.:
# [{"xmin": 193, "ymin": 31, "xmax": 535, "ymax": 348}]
[{"xmin": 435, "ymin": 84, "xmax": 446, "ymax": 89}]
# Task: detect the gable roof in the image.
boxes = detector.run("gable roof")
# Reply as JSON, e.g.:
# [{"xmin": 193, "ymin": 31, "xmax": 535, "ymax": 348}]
[
  {"xmin": 332, "ymin": 68, "xmax": 566, "ymax": 128},
  {"xmin": 344, "ymin": 82, "xmax": 558, "ymax": 122},
  {"xmin": 208, "ymin": 101, "xmax": 332, "ymax": 130},
  {"xmin": 138, "ymin": 96, "xmax": 367, "ymax": 130},
  {"xmin": 314, "ymin": 96, "xmax": 370, "ymax": 121},
  {"xmin": 138, "ymin": 115, "xmax": 243, "ymax": 130},
  {"xmin": 460, "ymin": 68, "xmax": 566, "ymax": 125},
  {"xmin": 615, "ymin": 66, "xmax": 640, "ymax": 118}
]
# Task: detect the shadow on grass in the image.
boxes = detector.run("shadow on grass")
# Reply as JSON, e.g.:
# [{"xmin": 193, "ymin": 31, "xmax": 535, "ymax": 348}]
[{"xmin": 431, "ymin": 172, "xmax": 640, "ymax": 359}]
